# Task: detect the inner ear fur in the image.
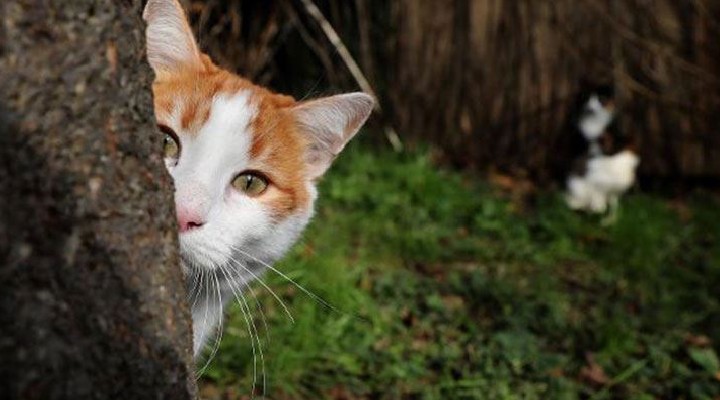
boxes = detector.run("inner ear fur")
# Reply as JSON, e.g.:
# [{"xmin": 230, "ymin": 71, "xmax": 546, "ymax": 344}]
[
  {"xmin": 292, "ymin": 92, "xmax": 374, "ymax": 179},
  {"xmin": 143, "ymin": 0, "xmax": 203, "ymax": 77}
]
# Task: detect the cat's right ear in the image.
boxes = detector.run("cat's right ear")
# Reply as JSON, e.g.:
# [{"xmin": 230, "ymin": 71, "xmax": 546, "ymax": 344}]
[
  {"xmin": 143, "ymin": 0, "xmax": 203, "ymax": 77},
  {"xmin": 292, "ymin": 93, "xmax": 374, "ymax": 180}
]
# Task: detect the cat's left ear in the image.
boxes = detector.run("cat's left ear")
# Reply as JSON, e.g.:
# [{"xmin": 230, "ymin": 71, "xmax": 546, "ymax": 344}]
[
  {"xmin": 292, "ymin": 93, "xmax": 374, "ymax": 179},
  {"xmin": 143, "ymin": 0, "xmax": 203, "ymax": 77}
]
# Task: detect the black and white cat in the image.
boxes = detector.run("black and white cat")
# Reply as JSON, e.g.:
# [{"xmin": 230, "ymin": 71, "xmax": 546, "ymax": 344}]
[{"xmin": 565, "ymin": 85, "xmax": 640, "ymax": 222}]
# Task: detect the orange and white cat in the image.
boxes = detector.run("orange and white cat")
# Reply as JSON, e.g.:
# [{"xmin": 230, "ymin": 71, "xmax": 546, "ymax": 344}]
[{"xmin": 143, "ymin": 0, "xmax": 373, "ymax": 357}]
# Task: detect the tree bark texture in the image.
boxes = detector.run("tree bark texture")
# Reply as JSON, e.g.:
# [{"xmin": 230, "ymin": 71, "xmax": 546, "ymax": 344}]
[
  {"xmin": 0, "ymin": 1, "xmax": 196, "ymax": 399},
  {"xmin": 186, "ymin": 0, "xmax": 720, "ymax": 183}
]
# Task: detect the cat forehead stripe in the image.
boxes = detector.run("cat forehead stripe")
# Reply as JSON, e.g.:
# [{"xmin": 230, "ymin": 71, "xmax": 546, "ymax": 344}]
[
  {"xmin": 205, "ymin": 92, "xmax": 256, "ymax": 137},
  {"xmin": 153, "ymin": 68, "xmax": 257, "ymax": 135}
]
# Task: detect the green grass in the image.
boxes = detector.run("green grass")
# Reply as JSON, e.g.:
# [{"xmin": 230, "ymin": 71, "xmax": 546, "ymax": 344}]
[{"xmin": 201, "ymin": 143, "xmax": 720, "ymax": 399}]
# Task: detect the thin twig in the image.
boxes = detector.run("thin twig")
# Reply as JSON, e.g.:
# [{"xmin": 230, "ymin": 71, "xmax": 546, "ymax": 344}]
[
  {"xmin": 295, "ymin": 0, "xmax": 403, "ymax": 151},
  {"xmin": 296, "ymin": 0, "xmax": 376, "ymax": 102}
]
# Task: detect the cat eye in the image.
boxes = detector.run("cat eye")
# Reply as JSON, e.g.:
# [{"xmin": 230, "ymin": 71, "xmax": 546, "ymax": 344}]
[
  {"xmin": 158, "ymin": 125, "xmax": 180, "ymax": 160},
  {"xmin": 232, "ymin": 172, "xmax": 268, "ymax": 196}
]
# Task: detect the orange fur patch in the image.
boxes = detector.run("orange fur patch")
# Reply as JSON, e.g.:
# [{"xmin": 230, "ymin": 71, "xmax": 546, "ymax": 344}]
[{"xmin": 249, "ymin": 93, "xmax": 309, "ymax": 220}]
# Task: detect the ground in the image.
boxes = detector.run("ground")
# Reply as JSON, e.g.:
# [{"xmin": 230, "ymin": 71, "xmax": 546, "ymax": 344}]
[{"xmin": 199, "ymin": 142, "xmax": 720, "ymax": 400}]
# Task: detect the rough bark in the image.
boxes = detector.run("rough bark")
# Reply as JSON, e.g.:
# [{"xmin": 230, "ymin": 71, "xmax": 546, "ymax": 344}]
[{"xmin": 0, "ymin": 1, "xmax": 196, "ymax": 399}]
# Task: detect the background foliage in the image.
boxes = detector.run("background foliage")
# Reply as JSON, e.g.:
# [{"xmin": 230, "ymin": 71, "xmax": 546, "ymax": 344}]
[
  {"xmin": 200, "ymin": 143, "xmax": 720, "ymax": 399},
  {"xmin": 184, "ymin": 0, "xmax": 720, "ymax": 398},
  {"xmin": 188, "ymin": 0, "xmax": 720, "ymax": 183}
]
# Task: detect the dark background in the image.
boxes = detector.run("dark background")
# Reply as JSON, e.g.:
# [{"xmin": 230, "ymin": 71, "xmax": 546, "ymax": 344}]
[{"xmin": 187, "ymin": 0, "xmax": 720, "ymax": 187}]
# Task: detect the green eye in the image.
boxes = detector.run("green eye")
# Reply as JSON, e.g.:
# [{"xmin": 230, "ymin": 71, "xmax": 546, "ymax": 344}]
[
  {"xmin": 232, "ymin": 172, "xmax": 268, "ymax": 196},
  {"xmin": 163, "ymin": 134, "xmax": 179, "ymax": 159},
  {"xmin": 159, "ymin": 125, "xmax": 180, "ymax": 159}
]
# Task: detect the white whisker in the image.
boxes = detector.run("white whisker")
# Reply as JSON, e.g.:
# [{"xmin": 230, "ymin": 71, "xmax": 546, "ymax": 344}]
[
  {"xmin": 226, "ymin": 257, "xmax": 294, "ymax": 323},
  {"xmin": 230, "ymin": 245, "xmax": 344, "ymax": 316},
  {"xmin": 216, "ymin": 264, "xmax": 257, "ymax": 392},
  {"xmin": 194, "ymin": 269, "xmax": 211, "ymax": 380},
  {"xmin": 219, "ymin": 264, "xmax": 267, "ymax": 397},
  {"xmin": 197, "ymin": 271, "xmax": 224, "ymax": 377},
  {"xmin": 186, "ymin": 268, "xmax": 201, "ymax": 303},
  {"xmin": 225, "ymin": 258, "xmax": 272, "ymax": 341}
]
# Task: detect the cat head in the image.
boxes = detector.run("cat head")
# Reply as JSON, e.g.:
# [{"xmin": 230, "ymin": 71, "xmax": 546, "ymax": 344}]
[
  {"xmin": 576, "ymin": 84, "xmax": 616, "ymax": 143},
  {"xmin": 577, "ymin": 83, "xmax": 615, "ymax": 116},
  {"xmin": 143, "ymin": 0, "xmax": 374, "ymax": 274}
]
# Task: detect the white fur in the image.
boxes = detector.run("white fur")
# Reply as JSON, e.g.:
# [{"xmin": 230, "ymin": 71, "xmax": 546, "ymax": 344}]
[
  {"xmin": 163, "ymin": 93, "xmax": 311, "ymax": 355},
  {"xmin": 566, "ymin": 150, "xmax": 640, "ymax": 215},
  {"xmin": 578, "ymin": 95, "xmax": 614, "ymax": 146}
]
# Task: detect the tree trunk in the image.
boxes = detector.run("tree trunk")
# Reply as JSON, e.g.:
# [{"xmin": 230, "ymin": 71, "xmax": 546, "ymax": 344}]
[{"xmin": 0, "ymin": 1, "xmax": 196, "ymax": 399}]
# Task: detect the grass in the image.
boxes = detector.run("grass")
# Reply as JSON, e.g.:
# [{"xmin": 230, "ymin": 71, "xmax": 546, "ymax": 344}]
[{"xmin": 201, "ymin": 142, "xmax": 720, "ymax": 399}]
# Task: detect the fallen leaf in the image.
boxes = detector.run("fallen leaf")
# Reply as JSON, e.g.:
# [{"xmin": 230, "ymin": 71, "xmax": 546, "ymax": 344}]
[
  {"xmin": 579, "ymin": 353, "xmax": 609, "ymax": 386},
  {"xmin": 685, "ymin": 333, "xmax": 712, "ymax": 348}
]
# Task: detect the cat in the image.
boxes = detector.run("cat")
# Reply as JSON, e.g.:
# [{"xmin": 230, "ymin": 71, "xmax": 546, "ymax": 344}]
[
  {"xmin": 576, "ymin": 86, "xmax": 615, "ymax": 156},
  {"xmin": 143, "ymin": 0, "xmax": 374, "ymax": 358},
  {"xmin": 564, "ymin": 85, "xmax": 639, "ymax": 222},
  {"xmin": 563, "ymin": 84, "xmax": 617, "ymax": 161},
  {"xmin": 566, "ymin": 150, "xmax": 640, "ymax": 217}
]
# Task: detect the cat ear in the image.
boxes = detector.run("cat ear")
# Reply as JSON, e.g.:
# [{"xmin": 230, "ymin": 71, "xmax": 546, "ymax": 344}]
[
  {"xmin": 143, "ymin": 0, "xmax": 203, "ymax": 76},
  {"xmin": 292, "ymin": 93, "xmax": 374, "ymax": 179}
]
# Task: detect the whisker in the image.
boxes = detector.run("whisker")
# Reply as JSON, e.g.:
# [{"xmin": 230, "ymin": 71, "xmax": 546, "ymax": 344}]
[
  {"xmin": 225, "ymin": 257, "xmax": 294, "ymax": 323},
  {"xmin": 298, "ymin": 76, "xmax": 323, "ymax": 102},
  {"xmin": 190, "ymin": 268, "xmax": 204, "ymax": 318},
  {"xmin": 251, "ymin": 284, "xmax": 272, "ymax": 343},
  {"xmin": 218, "ymin": 264, "xmax": 264, "ymax": 395},
  {"xmin": 230, "ymin": 245, "xmax": 347, "ymax": 317},
  {"xmin": 238, "ymin": 283, "xmax": 267, "ymax": 397},
  {"xmin": 197, "ymin": 271, "xmax": 224, "ymax": 377},
  {"xmin": 194, "ymin": 269, "xmax": 211, "ymax": 380},
  {"xmin": 225, "ymin": 259, "xmax": 272, "ymax": 341},
  {"xmin": 186, "ymin": 268, "xmax": 201, "ymax": 303}
]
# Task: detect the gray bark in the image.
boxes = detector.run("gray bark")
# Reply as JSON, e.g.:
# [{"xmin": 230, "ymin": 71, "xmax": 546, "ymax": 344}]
[{"xmin": 0, "ymin": 1, "xmax": 196, "ymax": 399}]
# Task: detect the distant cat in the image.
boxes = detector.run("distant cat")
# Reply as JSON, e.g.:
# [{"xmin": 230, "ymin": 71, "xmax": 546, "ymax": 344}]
[
  {"xmin": 566, "ymin": 150, "xmax": 640, "ymax": 216},
  {"xmin": 565, "ymin": 85, "xmax": 639, "ymax": 222},
  {"xmin": 578, "ymin": 93, "xmax": 615, "ymax": 156},
  {"xmin": 566, "ymin": 85, "xmax": 617, "ymax": 159},
  {"xmin": 143, "ymin": 0, "xmax": 374, "ymax": 357}
]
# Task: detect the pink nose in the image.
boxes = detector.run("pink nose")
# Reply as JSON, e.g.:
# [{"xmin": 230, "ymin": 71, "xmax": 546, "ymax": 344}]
[{"xmin": 177, "ymin": 207, "xmax": 205, "ymax": 233}]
